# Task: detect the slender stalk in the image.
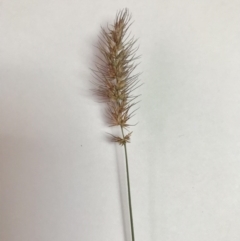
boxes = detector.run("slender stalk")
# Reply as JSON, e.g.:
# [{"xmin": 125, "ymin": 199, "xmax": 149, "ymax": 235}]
[{"xmin": 121, "ymin": 126, "xmax": 135, "ymax": 241}]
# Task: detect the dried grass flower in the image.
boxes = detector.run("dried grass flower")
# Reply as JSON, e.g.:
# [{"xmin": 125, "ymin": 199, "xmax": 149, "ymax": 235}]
[
  {"xmin": 92, "ymin": 8, "xmax": 141, "ymax": 145},
  {"xmin": 92, "ymin": 9, "xmax": 141, "ymax": 241}
]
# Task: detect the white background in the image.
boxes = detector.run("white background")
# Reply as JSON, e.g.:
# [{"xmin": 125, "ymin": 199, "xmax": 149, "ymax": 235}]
[{"xmin": 1, "ymin": 1, "xmax": 240, "ymax": 241}]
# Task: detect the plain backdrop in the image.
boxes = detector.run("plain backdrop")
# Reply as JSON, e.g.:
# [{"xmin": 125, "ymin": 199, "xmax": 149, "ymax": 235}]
[{"xmin": 1, "ymin": 1, "xmax": 240, "ymax": 241}]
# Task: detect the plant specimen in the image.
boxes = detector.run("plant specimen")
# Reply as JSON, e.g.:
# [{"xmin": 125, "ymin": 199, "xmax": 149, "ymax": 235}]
[{"xmin": 92, "ymin": 8, "xmax": 141, "ymax": 241}]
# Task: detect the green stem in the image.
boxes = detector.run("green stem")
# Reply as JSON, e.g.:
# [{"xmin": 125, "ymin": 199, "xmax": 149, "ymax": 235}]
[{"xmin": 121, "ymin": 126, "xmax": 135, "ymax": 241}]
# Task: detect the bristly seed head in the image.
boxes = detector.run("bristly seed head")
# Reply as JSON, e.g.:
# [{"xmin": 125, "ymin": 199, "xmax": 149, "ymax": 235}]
[{"xmin": 93, "ymin": 9, "xmax": 140, "ymax": 145}]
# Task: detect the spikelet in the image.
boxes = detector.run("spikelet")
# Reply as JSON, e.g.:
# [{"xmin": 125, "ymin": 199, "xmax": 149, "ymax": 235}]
[
  {"xmin": 92, "ymin": 9, "xmax": 140, "ymax": 145},
  {"xmin": 110, "ymin": 131, "xmax": 133, "ymax": 145}
]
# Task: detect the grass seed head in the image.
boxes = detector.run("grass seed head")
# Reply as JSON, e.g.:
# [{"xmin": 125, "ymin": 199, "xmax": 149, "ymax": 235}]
[{"xmin": 93, "ymin": 9, "xmax": 140, "ymax": 145}]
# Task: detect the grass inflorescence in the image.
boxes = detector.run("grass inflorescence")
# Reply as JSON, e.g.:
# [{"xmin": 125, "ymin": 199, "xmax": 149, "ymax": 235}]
[{"xmin": 92, "ymin": 8, "xmax": 141, "ymax": 145}]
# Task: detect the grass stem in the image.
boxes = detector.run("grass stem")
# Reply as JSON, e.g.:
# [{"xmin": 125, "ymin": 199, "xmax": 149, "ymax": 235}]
[{"xmin": 121, "ymin": 126, "xmax": 135, "ymax": 241}]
